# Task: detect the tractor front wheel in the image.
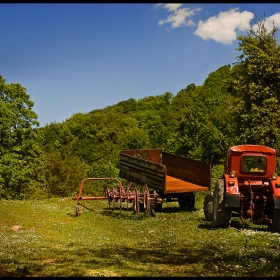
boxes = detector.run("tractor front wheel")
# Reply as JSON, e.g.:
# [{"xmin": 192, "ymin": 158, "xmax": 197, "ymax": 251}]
[
  {"xmin": 204, "ymin": 192, "xmax": 214, "ymax": 222},
  {"xmin": 271, "ymin": 208, "xmax": 280, "ymax": 233}
]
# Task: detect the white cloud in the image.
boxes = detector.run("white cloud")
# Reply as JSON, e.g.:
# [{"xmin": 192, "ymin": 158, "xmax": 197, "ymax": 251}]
[
  {"xmin": 157, "ymin": 5, "xmax": 280, "ymax": 45},
  {"xmin": 268, "ymin": 12, "xmax": 280, "ymax": 28},
  {"xmin": 194, "ymin": 8, "xmax": 254, "ymax": 45},
  {"xmin": 158, "ymin": 4, "xmax": 202, "ymax": 28},
  {"xmin": 159, "ymin": 3, "xmax": 184, "ymax": 13}
]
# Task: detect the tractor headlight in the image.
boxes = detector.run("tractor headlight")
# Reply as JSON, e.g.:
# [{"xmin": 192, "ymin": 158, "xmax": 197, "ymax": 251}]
[
  {"xmin": 230, "ymin": 170, "xmax": 236, "ymax": 178},
  {"xmin": 272, "ymin": 172, "xmax": 278, "ymax": 180}
]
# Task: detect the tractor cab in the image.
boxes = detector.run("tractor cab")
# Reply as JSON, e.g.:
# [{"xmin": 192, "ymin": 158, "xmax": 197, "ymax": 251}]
[{"xmin": 225, "ymin": 145, "xmax": 277, "ymax": 183}]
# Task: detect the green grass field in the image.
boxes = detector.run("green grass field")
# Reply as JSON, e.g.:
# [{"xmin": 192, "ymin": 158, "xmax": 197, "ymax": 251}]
[{"xmin": 1, "ymin": 192, "xmax": 280, "ymax": 277}]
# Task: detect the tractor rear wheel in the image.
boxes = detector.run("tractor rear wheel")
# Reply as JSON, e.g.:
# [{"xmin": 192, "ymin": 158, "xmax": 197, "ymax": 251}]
[
  {"xmin": 213, "ymin": 179, "xmax": 232, "ymax": 228},
  {"xmin": 203, "ymin": 192, "xmax": 214, "ymax": 222},
  {"xmin": 271, "ymin": 208, "xmax": 280, "ymax": 233}
]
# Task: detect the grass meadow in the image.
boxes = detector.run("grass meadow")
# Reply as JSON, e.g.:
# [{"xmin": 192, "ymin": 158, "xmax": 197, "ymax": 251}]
[{"xmin": 1, "ymin": 191, "xmax": 280, "ymax": 277}]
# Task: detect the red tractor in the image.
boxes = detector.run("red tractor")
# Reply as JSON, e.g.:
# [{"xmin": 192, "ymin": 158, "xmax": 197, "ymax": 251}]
[{"xmin": 203, "ymin": 144, "xmax": 280, "ymax": 232}]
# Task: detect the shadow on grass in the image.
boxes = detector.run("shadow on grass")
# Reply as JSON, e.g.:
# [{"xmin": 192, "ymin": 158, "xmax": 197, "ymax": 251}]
[
  {"xmin": 198, "ymin": 217, "xmax": 270, "ymax": 232},
  {"xmin": 4, "ymin": 239, "xmax": 280, "ymax": 277},
  {"xmin": 99, "ymin": 204, "xmax": 201, "ymax": 219}
]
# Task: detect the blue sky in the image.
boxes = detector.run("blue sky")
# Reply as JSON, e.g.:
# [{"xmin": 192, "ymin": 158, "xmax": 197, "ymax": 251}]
[{"xmin": 1, "ymin": 3, "xmax": 280, "ymax": 127}]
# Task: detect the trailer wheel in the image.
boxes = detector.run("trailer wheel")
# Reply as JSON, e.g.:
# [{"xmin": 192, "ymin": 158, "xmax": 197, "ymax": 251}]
[
  {"xmin": 270, "ymin": 208, "xmax": 280, "ymax": 233},
  {"xmin": 213, "ymin": 179, "xmax": 232, "ymax": 228},
  {"xmin": 203, "ymin": 192, "xmax": 214, "ymax": 222},
  {"xmin": 178, "ymin": 193, "xmax": 195, "ymax": 210},
  {"xmin": 153, "ymin": 202, "xmax": 163, "ymax": 212}
]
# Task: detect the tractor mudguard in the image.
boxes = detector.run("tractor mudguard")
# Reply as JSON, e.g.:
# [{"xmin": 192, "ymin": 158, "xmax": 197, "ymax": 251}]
[
  {"xmin": 225, "ymin": 192, "xmax": 240, "ymax": 208},
  {"xmin": 273, "ymin": 195, "xmax": 280, "ymax": 209}
]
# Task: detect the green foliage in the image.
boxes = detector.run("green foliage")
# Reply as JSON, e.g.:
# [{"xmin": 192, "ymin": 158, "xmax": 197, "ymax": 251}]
[
  {"xmin": 231, "ymin": 20, "xmax": 280, "ymax": 153},
  {"xmin": 210, "ymin": 164, "xmax": 225, "ymax": 188},
  {"xmin": 44, "ymin": 149, "xmax": 90, "ymax": 197},
  {"xmin": 0, "ymin": 76, "xmax": 45, "ymax": 199}
]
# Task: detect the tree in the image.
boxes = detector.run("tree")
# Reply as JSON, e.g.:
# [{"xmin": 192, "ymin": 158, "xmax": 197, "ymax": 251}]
[
  {"xmin": 0, "ymin": 75, "xmax": 45, "ymax": 199},
  {"xmin": 44, "ymin": 148, "xmax": 90, "ymax": 197},
  {"xmin": 231, "ymin": 18, "xmax": 280, "ymax": 152}
]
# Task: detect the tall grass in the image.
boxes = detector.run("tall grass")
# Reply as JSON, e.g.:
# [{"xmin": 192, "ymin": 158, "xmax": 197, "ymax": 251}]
[{"xmin": 1, "ymin": 192, "xmax": 280, "ymax": 277}]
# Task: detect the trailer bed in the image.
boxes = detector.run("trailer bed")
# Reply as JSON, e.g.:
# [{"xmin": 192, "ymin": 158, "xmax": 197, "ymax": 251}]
[{"xmin": 165, "ymin": 175, "xmax": 210, "ymax": 193}]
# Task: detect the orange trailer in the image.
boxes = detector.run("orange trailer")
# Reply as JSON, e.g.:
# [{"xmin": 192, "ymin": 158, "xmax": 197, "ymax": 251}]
[{"xmin": 119, "ymin": 149, "xmax": 211, "ymax": 210}]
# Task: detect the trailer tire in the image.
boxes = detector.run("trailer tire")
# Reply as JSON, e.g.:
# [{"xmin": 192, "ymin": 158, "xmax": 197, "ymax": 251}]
[
  {"xmin": 271, "ymin": 208, "xmax": 280, "ymax": 233},
  {"xmin": 213, "ymin": 179, "xmax": 232, "ymax": 228},
  {"xmin": 203, "ymin": 192, "xmax": 214, "ymax": 222},
  {"xmin": 153, "ymin": 202, "xmax": 163, "ymax": 212},
  {"xmin": 178, "ymin": 193, "xmax": 195, "ymax": 210}
]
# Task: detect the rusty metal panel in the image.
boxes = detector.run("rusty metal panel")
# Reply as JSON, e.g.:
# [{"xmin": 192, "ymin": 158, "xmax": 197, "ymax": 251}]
[
  {"xmin": 162, "ymin": 152, "xmax": 211, "ymax": 189},
  {"xmin": 119, "ymin": 152, "xmax": 165, "ymax": 192}
]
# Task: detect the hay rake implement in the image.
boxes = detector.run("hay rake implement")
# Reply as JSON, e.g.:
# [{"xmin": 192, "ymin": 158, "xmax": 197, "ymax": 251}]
[{"xmin": 72, "ymin": 177, "xmax": 163, "ymax": 216}]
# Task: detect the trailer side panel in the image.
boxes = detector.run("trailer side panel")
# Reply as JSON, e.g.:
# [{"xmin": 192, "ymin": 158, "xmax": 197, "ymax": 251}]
[{"xmin": 119, "ymin": 152, "xmax": 166, "ymax": 192}]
